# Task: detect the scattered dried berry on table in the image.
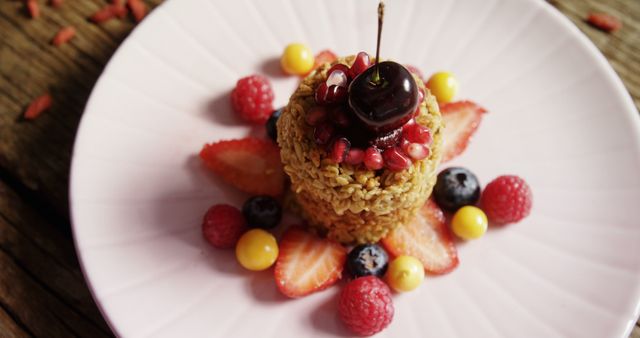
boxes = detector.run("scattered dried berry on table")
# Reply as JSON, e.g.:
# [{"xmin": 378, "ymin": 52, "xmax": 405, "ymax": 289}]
[
  {"xmin": 24, "ymin": 94, "xmax": 53, "ymax": 120},
  {"xmin": 49, "ymin": 0, "xmax": 63, "ymax": 8},
  {"xmin": 26, "ymin": 0, "xmax": 40, "ymax": 18},
  {"xmin": 587, "ymin": 12, "xmax": 622, "ymax": 32},
  {"xmin": 89, "ymin": 5, "xmax": 118, "ymax": 24},
  {"xmin": 127, "ymin": 0, "xmax": 148, "ymax": 22},
  {"xmin": 51, "ymin": 26, "xmax": 76, "ymax": 46}
]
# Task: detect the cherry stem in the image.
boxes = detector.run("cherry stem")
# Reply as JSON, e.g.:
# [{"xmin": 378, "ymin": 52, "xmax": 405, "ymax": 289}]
[{"xmin": 372, "ymin": 0, "xmax": 384, "ymax": 85}]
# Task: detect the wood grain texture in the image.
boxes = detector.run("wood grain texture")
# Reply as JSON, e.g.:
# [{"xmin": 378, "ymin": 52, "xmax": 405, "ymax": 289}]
[{"xmin": 0, "ymin": 0, "xmax": 638, "ymax": 337}]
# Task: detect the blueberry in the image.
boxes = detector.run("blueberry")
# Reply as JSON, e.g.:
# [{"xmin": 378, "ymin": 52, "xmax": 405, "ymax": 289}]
[
  {"xmin": 266, "ymin": 108, "xmax": 283, "ymax": 142},
  {"xmin": 346, "ymin": 244, "xmax": 389, "ymax": 278},
  {"xmin": 433, "ymin": 167, "xmax": 481, "ymax": 212},
  {"xmin": 242, "ymin": 195, "xmax": 282, "ymax": 229}
]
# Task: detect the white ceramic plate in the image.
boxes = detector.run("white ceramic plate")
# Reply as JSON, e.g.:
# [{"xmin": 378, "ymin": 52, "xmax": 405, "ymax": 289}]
[{"xmin": 70, "ymin": 0, "xmax": 640, "ymax": 337}]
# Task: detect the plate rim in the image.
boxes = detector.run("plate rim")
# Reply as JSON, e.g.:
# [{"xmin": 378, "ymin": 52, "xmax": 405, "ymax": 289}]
[{"xmin": 69, "ymin": 0, "xmax": 640, "ymax": 336}]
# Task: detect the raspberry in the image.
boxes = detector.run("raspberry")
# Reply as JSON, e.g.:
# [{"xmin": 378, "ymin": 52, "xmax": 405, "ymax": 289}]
[
  {"xmin": 202, "ymin": 204, "xmax": 246, "ymax": 248},
  {"xmin": 339, "ymin": 276, "xmax": 394, "ymax": 336},
  {"xmin": 231, "ymin": 75, "xmax": 274, "ymax": 124},
  {"xmin": 480, "ymin": 175, "xmax": 532, "ymax": 225}
]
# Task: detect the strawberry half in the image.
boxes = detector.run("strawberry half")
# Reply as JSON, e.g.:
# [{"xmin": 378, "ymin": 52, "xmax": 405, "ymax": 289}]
[
  {"xmin": 381, "ymin": 200, "xmax": 459, "ymax": 275},
  {"xmin": 440, "ymin": 100, "xmax": 487, "ymax": 162},
  {"xmin": 199, "ymin": 137, "xmax": 284, "ymax": 196},
  {"xmin": 310, "ymin": 49, "xmax": 338, "ymax": 73},
  {"xmin": 275, "ymin": 227, "xmax": 347, "ymax": 298}
]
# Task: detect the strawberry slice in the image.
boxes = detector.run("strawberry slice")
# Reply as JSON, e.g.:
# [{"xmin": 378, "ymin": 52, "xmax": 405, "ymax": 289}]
[
  {"xmin": 440, "ymin": 100, "xmax": 486, "ymax": 162},
  {"xmin": 199, "ymin": 137, "xmax": 284, "ymax": 196},
  {"xmin": 311, "ymin": 49, "xmax": 338, "ymax": 73},
  {"xmin": 381, "ymin": 200, "xmax": 459, "ymax": 275},
  {"xmin": 275, "ymin": 227, "xmax": 347, "ymax": 298}
]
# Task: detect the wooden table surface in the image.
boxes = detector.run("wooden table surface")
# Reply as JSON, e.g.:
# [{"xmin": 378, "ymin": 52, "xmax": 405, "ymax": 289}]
[{"xmin": 0, "ymin": 0, "xmax": 638, "ymax": 337}]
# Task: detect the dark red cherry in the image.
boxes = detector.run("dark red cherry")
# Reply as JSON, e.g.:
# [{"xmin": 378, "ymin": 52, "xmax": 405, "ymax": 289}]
[{"xmin": 348, "ymin": 61, "xmax": 419, "ymax": 133}]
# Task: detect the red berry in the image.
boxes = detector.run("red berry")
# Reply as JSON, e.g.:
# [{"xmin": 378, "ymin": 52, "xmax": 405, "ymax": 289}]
[
  {"xmin": 230, "ymin": 75, "xmax": 274, "ymax": 124},
  {"xmin": 202, "ymin": 204, "xmax": 246, "ymax": 249},
  {"xmin": 587, "ymin": 12, "xmax": 622, "ymax": 32},
  {"xmin": 349, "ymin": 52, "xmax": 371, "ymax": 78},
  {"xmin": 305, "ymin": 106, "xmax": 327, "ymax": 126},
  {"xmin": 406, "ymin": 143, "xmax": 430, "ymax": 160},
  {"xmin": 330, "ymin": 138, "xmax": 350, "ymax": 163},
  {"xmin": 339, "ymin": 276, "xmax": 394, "ymax": 336},
  {"xmin": 345, "ymin": 148, "xmax": 365, "ymax": 165},
  {"xmin": 403, "ymin": 123, "xmax": 432, "ymax": 145},
  {"xmin": 480, "ymin": 175, "xmax": 533, "ymax": 225},
  {"xmin": 382, "ymin": 147, "xmax": 411, "ymax": 171},
  {"xmin": 364, "ymin": 147, "xmax": 384, "ymax": 170},
  {"xmin": 314, "ymin": 123, "xmax": 334, "ymax": 145}
]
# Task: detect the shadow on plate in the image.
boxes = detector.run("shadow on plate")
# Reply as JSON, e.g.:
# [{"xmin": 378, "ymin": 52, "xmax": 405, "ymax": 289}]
[
  {"xmin": 205, "ymin": 91, "xmax": 241, "ymax": 126},
  {"xmin": 309, "ymin": 287, "xmax": 351, "ymax": 337},
  {"xmin": 260, "ymin": 56, "xmax": 288, "ymax": 79}
]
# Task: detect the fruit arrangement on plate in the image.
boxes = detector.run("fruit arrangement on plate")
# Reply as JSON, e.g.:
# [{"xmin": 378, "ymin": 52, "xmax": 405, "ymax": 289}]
[{"xmin": 197, "ymin": 1, "xmax": 532, "ymax": 336}]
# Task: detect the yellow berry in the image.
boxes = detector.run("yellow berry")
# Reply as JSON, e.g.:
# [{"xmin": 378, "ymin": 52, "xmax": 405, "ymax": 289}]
[
  {"xmin": 385, "ymin": 255, "xmax": 425, "ymax": 292},
  {"xmin": 235, "ymin": 229, "xmax": 279, "ymax": 271},
  {"xmin": 427, "ymin": 71, "xmax": 458, "ymax": 103},
  {"xmin": 281, "ymin": 43, "xmax": 314, "ymax": 75},
  {"xmin": 451, "ymin": 206, "xmax": 488, "ymax": 240}
]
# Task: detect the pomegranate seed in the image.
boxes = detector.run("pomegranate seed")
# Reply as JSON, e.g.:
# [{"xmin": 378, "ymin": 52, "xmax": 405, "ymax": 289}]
[
  {"xmin": 382, "ymin": 147, "xmax": 412, "ymax": 172},
  {"xmin": 418, "ymin": 88, "xmax": 425, "ymax": 102},
  {"xmin": 330, "ymin": 106, "xmax": 351, "ymax": 128},
  {"xmin": 402, "ymin": 118, "xmax": 416, "ymax": 129},
  {"xmin": 349, "ymin": 52, "xmax": 371, "ymax": 78},
  {"xmin": 399, "ymin": 138, "xmax": 411, "ymax": 153},
  {"xmin": 326, "ymin": 69, "xmax": 348, "ymax": 88},
  {"xmin": 328, "ymin": 64, "xmax": 351, "ymax": 78},
  {"xmin": 306, "ymin": 106, "xmax": 327, "ymax": 126},
  {"xmin": 315, "ymin": 82, "xmax": 329, "ymax": 105},
  {"xmin": 345, "ymin": 148, "xmax": 365, "ymax": 165},
  {"xmin": 364, "ymin": 147, "xmax": 384, "ymax": 170},
  {"xmin": 403, "ymin": 123, "xmax": 432, "ymax": 145},
  {"xmin": 314, "ymin": 123, "xmax": 334, "ymax": 145},
  {"xmin": 326, "ymin": 85, "xmax": 347, "ymax": 103},
  {"xmin": 330, "ymin": 138, "xmax": 351, "ymax": 163},
  {"xmin": 406, "ymin": 143, "xmax": 430, "ymax": 160}
]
